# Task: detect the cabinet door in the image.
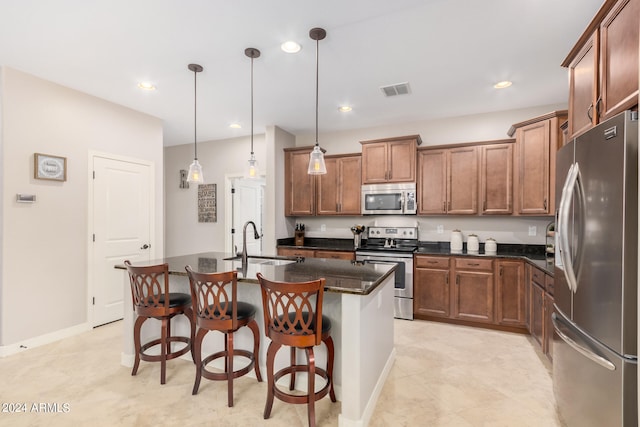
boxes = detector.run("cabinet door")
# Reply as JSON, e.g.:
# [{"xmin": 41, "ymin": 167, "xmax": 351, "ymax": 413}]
[
  {"xmin": 338, "ymin": 155, "xmax": 362, "ymax": 214},
  {"xmin": 480, "ymin": 143, "xmax": 513, "ymax": 215},
  {"xmin": 316, "ymin": 157, "xmax": 339, "ymax": 215},
  {"xmin": 516, "ymin": 121, "xmax": 550, "ymax": 215},
  {"xmin": 544, "ymin": 292, "xmax": 555, "ymax": 361},
  {"xmin": 361, "ymin": 143, "xmax": 388, "ymax": 184},
  {"xmin": 285, "ymin": 149, "xmax": 315, "ymax": 216},
  {"xmin": 599, "ymin": 0, "xmax": 639, "ymax": 121},
  {"xmin": 495, "ymin": 260, "xmax": 525, "ymax": 327},
  {"xmin": 568, "ymin": 32, "xmax": 599, "ymax": 138},
  {"xmin": 388, "ymin": 140, "xmax": 416, "ymax": 182},
  {"xmin": 452, "ymin": 270, "xmax": 494, "ymax": 323},
  {"xmin": 530, "ymin": 281, "xmax": 545, "ymax": 348},
  {"xmin": 414, "ymin": 267, "xmax": 450, "ymax": 318},
  {"xmin": 417, "ymin": 149, "xmax": 447, "ymax": 214},
  {"xmin": 448, "ymin": 146, "xmax": 478, "ymax": 214}
]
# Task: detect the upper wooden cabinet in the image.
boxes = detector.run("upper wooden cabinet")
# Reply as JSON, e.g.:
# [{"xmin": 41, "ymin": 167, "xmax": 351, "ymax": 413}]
[
  {"xmin": 563, "ymin": 0, "xmax": 639, "ymax": 139},
  {"xmin": 509, "ymin": 111, "xmax": 567, "ymax": 216},
  {"xmin": 317, "ymin": 154, "xmax": 362, "ymax": 215},
  {"xmin": 360, "ymin": 135, "xmax": 421, "ymax": 184},
  {"xmin": 480, "ymin": 142, "xmax": 514, "ymax": 215},
  {"xmin": 417, "ymin": 145, "xmax": 478, "ymax": 215},
  {"xmin": 284, "ymin": 147, "xmax": 316, "ymax": 216}
]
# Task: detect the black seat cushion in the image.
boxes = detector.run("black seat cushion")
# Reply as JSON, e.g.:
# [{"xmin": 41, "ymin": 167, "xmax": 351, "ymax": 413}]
[
  {"xmin": 204, "ymin": 301, "xmax": 256, "ymax": 320},
  {"xmin": 278, "ymin": 312, "xmax": 331, "ymax": 334},
  {"xmin": 158, "ymin": 292, "xmax": 191, "ymax": 308}
]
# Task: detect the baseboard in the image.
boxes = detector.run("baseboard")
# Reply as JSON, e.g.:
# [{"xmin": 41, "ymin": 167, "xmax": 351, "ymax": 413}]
[{"xmin": 0, "ymin": 322, "xmax": 92, "ymax": 358}]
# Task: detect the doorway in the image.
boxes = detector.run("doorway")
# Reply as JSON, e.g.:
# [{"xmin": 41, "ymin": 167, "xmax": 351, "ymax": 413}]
[
  {"xmin": 225, "ymin": 175, "xmax": 265, "ymax": 255},
  {"xmin": 89, "ymin": 153, "xmax": 154, "ymax": 327}
]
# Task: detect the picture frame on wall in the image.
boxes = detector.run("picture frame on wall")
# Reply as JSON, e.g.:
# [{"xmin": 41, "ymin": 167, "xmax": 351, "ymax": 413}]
[{"xmin": 34, "ymin": 153, "xmax": 67, "ymax": 181}]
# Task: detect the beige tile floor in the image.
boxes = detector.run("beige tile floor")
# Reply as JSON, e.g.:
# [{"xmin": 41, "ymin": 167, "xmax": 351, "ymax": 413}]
[{"xmin": 0, "ymin": 319, "xmax": 562, "ymax": 427}]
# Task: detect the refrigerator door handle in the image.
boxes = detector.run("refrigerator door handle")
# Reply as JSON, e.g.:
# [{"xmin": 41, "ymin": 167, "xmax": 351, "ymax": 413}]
[
  {"xmin": 558, "ymin": 163, "xmax": 580, "ymax": 293},
  {"xmin": 552, "ymin": 312, "xmax": 616, "ymax": 371}
]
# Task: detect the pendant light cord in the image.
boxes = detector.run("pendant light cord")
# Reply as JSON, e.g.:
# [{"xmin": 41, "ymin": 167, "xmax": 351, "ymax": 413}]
[
  {"xmin": 193, "ymin": 68, "xmax": 198, "ymax": 160},
  {"xmin": 315, "ymin": 37, "xmax": 319, "ymax": 146},
  {"xmin": 251, "ymin": 55, "xmax": 254, "ymax": 155}
]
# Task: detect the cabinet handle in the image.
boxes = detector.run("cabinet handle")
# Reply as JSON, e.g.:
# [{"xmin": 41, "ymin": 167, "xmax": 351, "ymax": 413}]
[
  {"xmin": 544, "ymin": 198, "xmax": 547, "ymax": 210},
  {"xmin": 483, "ymin": 200, "xmax": 487, "ymax": 211},
  {"xmin": 456, "ymin": 275, "xmax": 459, "ymax": 285},
  {"xmin": 427, "ymin": 260, "xmax": 438, "ymax": 264},
  {"xmin": 587, "ymin": 103, "xmax": 594, "ymax": 121},
  {"xmin": 443, "ymin": 201, "xmax": 446, "ymax": 212},
  {"xmin": 595, "ymin": 96, "xmax": 602, "ymax": 119},
  {"xmin": 448, "ymin": 201, "xmax": 451, "ymax": 211},
  {"xmin": 468, "ymin": 263, "xmax": 480, "ymax": 266},
  {"xmin": 500, "ymin": 266, "xmax": 503, "ymax": 276},
  {"xmin": 446, "ymin": 275, "xmax": 449, "ymax": 285}
]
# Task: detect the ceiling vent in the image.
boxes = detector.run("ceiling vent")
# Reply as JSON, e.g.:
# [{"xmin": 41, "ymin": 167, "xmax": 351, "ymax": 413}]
[{"xmin": 380, "ymin": 82, "xmax": 411, "ymax": 97}]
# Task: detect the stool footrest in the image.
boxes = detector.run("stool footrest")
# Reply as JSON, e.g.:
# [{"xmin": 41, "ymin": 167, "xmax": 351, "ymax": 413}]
[
  {"xmin": 139, "ymin": 336, "xmax": 191, "ymax": 362},
  {"xmin": 200, "ymin": 349, "xmax": 256, "ymax": 381},
  {"xmin": 272, "ymin": 365, "xmax": 331, "ymax": 404}
]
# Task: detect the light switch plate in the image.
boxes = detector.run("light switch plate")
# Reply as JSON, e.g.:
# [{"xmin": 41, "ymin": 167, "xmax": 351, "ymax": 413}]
[
  {"xmin": 528, "ymin": 226, "xmax": 537, "ymax": 236},
  {"xmin": 436, "ymin": 225, "xmax": 444, "ymax": 234}
]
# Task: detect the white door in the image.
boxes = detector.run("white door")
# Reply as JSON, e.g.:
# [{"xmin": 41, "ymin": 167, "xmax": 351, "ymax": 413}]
[
  {"xmin": 231, "ymin": 177, "xmax": 265, "ymax": 255},
  {"xmin": 91, "ymin": 156, "xmax": 153, "ymax": 326}
]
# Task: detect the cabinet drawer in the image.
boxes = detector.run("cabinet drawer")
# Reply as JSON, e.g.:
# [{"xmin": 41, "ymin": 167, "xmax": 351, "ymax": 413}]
[
  {"xmin": 545, "ymin": 274, "xmax": 554, "ymax": 295},
  {"xmin": 531, "ymin": 267, "xmax": 545, "ymax": 286},
  {"xmin": 454, "ymin": 257, "xmax": 493, "ymax": 271},
  {"xmin": 315, "ymin": 250, "xmax": 355, "ymax": 260},
  {"xmin": 415, "ymin": 256, "xmax": 450, "ymax": 269},
  {"xmin": 277, "ymin": 248, "xmax": 315, "ymax": 258}
]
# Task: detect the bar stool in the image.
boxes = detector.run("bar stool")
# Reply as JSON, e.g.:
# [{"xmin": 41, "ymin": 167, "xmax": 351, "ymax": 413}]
[
  {"xmin": 124, "ymin": 261, "xmax": 195, "ymax": 385},
  {"xmin": 185, "ymin": 266, "xmax": 262, "ymax": 407},
  {"xmin": 256, "ymin": 273, "xmax": 336, "ymax": 427}
]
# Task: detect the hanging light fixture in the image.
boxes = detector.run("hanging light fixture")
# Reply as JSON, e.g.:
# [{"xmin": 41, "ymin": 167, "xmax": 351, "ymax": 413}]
[
  {"xmin": 245, "ymin": 47, "xmax": 261, "ymax": 178},
  {"xmin": 307, "ymin": 27, "xmax": 327, "ymax": 175},
  {"xmin": 187, "ymin": 63, "xmax": 204, "ymax": 183}
]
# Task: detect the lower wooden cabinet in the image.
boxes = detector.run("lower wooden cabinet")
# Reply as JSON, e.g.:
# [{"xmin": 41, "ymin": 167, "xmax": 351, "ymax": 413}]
[
  {"xmin": 496, "ymin": 260, "xmax": 526, "ymax": 327},
  {"xmin": 530, "ymin": 281, "xmax": 545, "ymax": 348},
  {"xmin": 415, "ymin": 255, "xmax": 527, "ymax": 330},
  {"xmin": 452, "ymin": 258, "xmax": 494, "ymax": 324},
  {"xmin": 529, "ymin": 265, "xmax": 555, "ymax": 361},
  {"xmin": 414, "ymin": 256, "xmax": 451, "ymax": 318},
  {"xmin": 277, "ymin": 247, "xmax": 355, "ymax": 261},
  {"xmin": 544, "ymin": 292, "xmax": 555, "ymax": 362}
]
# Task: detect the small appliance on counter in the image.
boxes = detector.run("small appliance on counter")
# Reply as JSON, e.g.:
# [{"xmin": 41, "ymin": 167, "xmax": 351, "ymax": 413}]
[
  {"xmin": 351, "ymin": 225, "xmax": 365, "ymax": 249},
  {"xmin": 467, "ymin": 234, "xmax": 479, "ymax": 253},
  {"xmin": 294, "ymin": 223, "xmax": 305, "ymax": 246},
  {"xmin": 450, "ymin": 230, "xmax": 463, "ymax": 253},
  {"xmin": 484, "ymin": 238, "xmax": 497, "ymax": 255}
]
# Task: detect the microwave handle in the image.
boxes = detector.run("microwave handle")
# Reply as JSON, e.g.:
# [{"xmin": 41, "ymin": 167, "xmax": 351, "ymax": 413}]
[{"xmin": 400, "ymin": 192, "xmax": 405, "ymax": 214}]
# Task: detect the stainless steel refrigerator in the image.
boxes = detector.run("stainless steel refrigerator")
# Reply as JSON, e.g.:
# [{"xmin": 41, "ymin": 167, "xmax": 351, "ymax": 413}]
[{"xmin": 554, "ymin": 110, "xmax": 638, "ymax": 426}]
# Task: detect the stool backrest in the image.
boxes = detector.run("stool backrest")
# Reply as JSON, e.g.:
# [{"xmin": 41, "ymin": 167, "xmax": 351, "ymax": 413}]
[
  {"xmin": 256, "ymin": 273, "xmax": 325, "ymax": 347},
  {"xmin": 124, "ymin": 260, "xmax": 170, "ymax": 317},
  {"xmin": 185, "ymin": 266, "xmax": 238, "ymax": 331}
]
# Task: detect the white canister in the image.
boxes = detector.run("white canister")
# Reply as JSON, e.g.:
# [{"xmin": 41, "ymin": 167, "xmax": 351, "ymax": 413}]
[
  {"xmin": 450, "ymin": 230, "xmax": 463, "ymax": 252},
  {"xmin": 467, "ymin": 234, "xmax": 479, "ymax": 252},
  {"xmin": 485, "ymin": 238, "xmax": 497, "ymax": 255}
]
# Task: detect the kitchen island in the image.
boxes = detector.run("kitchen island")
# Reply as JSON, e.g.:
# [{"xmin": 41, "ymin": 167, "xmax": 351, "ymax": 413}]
[{"xmin": 117, "ymin": 252, "xmax": 396, "ymax": 427}]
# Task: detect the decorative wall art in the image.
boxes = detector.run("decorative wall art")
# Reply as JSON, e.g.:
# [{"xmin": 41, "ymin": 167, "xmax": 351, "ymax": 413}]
[
  {"xmin": 34, "ymin": 153, "xmax": 67, "ymax": 181},
  {"xmin": 197, "ymin": 183, "xmax": 216, "ymax": 223}
]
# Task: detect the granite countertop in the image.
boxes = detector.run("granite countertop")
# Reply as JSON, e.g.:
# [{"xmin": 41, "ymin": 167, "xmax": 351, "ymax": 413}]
[
  {"xmin": 116, "ymin": 251, "xmax": 396, "ymax": 296},
  {"xmin": 277, "ymin": 238, "xmax": 554, "ymax": 276}
]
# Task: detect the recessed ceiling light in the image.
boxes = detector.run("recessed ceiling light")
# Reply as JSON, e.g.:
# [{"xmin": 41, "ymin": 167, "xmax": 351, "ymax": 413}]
[
  {"xmin": 137, "ymin": 82, "xmax": 156, "ymax": 91},
  {"xmin": 338, "ymin": 105, "xmax": 352, "ymax": 112},
  {"xmin": 494, "ymin": 80, "xmax": 512, "ymax": 89},
  {"xmin": 281, "ymin": 41, "xmax": 301, "ymax": 53},
  {"xmin": 229, "ymin": 123, "xmax": 242, "ymax": 129}
]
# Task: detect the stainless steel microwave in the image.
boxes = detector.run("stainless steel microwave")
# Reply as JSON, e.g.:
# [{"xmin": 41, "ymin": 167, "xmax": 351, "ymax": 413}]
[{"xmin": 361, "ymin": 183, "xmax": 417, "ymax": 215}]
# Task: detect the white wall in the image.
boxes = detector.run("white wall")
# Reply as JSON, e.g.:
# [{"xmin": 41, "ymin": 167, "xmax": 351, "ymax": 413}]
[
  {"xmin": 0, "ymin": 67, "xmax": 164, "ymax": 347},
  {"xmin": 164, "ymin": 134, "xmax": 266, "ymax": 256}
]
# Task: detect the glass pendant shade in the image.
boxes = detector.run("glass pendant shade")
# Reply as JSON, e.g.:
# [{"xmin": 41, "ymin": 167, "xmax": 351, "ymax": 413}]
[
  {"xmin": 246, "ymin": 154, "xmax": 259, "ymax": 178},
  {"xmin": 307, "ymin": 145, "xmax": 327, "ymax": 174},
  {"xmin": 187, "ymin": 159, "xmax": 204, "ymax": 183}
]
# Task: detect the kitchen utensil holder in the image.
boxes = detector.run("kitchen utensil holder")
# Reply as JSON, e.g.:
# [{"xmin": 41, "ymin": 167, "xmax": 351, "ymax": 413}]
[{"xmin": 295, "ymin": 231, "xmax": 305, "ymax": 246}]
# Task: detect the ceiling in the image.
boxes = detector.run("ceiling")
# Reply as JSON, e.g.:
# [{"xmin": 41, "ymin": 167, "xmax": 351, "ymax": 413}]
[{"xmin": 0, "ymin": 0, "xmax": 603, "ymax": 147}]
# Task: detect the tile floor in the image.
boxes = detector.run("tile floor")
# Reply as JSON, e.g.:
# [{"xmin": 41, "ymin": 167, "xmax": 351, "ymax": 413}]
[{"xmin": 0, "ymin": 319, "xmax": 562, "ymax": 426}]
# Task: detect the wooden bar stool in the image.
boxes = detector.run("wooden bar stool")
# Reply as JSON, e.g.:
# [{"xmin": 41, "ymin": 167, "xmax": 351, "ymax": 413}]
[
  {"xmin": 256, "ymin": 273, "xmax": 336, "ymax": 427},
  {"xmin": 124, "ymin": 261, "xmax": 195, "ymax": 385},
  {"xmin": 185, "ymin": 266, "xmax": 262, "ymax": 407}
]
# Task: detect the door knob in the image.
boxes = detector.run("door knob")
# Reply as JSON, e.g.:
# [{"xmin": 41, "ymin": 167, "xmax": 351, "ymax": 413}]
[{"xmin": 140, "ymin": 244, "xmax": 150, "ymax": 250}]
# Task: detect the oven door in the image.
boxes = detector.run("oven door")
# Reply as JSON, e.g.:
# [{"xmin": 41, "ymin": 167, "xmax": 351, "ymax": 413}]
[{"xmin": 355, "ymin": 253, "xmax": 412, "ymax": 299}]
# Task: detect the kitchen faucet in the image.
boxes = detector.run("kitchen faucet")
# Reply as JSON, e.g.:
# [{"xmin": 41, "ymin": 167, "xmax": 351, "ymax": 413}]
[{"xmin": 238, "ymin": 220, "xmax": 261, "ymax": 267}]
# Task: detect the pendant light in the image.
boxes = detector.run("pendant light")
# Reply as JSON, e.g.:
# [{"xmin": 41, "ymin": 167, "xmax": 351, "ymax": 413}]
[
  {"xmin": 187, "ymin": 63, "xmax": 204, "ymax": 183},
  {"xmin": 307, "ymin": 27, "xmax": 327, "ymax": 175},
  {"xmin": 245, "ymin": 47, "xmax": 260, "ymax": 178}
]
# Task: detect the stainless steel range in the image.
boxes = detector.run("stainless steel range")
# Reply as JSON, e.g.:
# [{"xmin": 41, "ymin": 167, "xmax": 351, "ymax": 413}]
[{"xmin": 355, "ymin": 226, "xmax": 418, "ymax": 320}]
